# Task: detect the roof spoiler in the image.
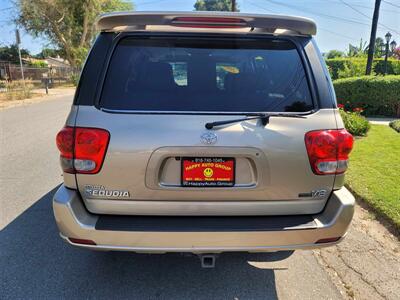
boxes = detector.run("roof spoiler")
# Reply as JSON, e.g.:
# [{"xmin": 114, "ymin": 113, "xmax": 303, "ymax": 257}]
[{"xmin": 96, "ymin": 11, "xmax": 317, "ymax": 36}]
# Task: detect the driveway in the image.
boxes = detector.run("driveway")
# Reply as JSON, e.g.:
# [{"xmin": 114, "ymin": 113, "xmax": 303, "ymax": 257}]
[{"xmin": 0, "ymin": 94, "xmax": 398, "ymax": 299}]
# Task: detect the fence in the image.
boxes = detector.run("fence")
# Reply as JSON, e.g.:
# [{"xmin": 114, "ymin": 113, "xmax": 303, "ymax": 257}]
[{"xmin": 0, "ymin": 62, "xmax": 80, "ymax": 86}]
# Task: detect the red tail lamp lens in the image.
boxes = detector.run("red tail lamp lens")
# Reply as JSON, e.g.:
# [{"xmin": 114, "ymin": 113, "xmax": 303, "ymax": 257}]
[
  {"xmin": 68, "ymin": 238, "xmax": 97, "ymax": 245},
  {"xmin": 305, "ymin": 129, "xmax": 354, "ymax": 175},
  {"xmin": 56, "ymin": 127, "xmax": 74, "ymax": 158},
  {"xmin": 74, "ymin": 128, "xmax": 110, "ymax": 174},
  {"xmin": 56, "ymin": 127, "xmax": 110, "ymax": 174}
]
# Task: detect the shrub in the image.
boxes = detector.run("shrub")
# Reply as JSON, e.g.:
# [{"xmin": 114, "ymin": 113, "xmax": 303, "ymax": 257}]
[
  {"xmin": 374, "ymin": 59, "xmax": 400, "ymax": 75},
  {"xmin": 326, "ymin": 58, "xmax": 400, "ymax": 80},
  {"xmin": 337, "ymin": 60, "xmax": 366, "ymax": 79},
  {"xmin": 326, "ymin": 49, "xmax": 344, "ymax": 59},
  {"xmin": 325, "ymin": 59, "xmax": 346, "ymax": 79},
  {"xmin": 29, "ymin": 60, "xmax": 48, "ymax": 68},
  {"xmin": 339, "ymin": 109, "xmax": 370, "ymax": 136},
  {"xmin": 69, "ymin": 73, "xmax": 80, "ymax": 86},
  {"xmin": 334, "ymin": 75, "xmax": 400, "ymax": 117},
  {"xmin": 0, "ymin": 79, "xmax": 34, "ymax": 101},
  {"xmin": 389, "ymin": 120, "xmax": 400, "ymax": 133}
]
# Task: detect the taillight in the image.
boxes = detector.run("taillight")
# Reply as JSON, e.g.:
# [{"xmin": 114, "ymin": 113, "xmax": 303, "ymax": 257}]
[
  {"xmin": 171, "ymin": 17, "xmax": 247, "ymax": 28},
  {"xmin": 56, "ymin": 127, "xmax": 74, "ymax": 173},
  {"xmin": 68, "ymin": 238, "xmax": 97, "ymax": 245},
  {"xmin": 305, "ymin": 129, "xmax": 354, "ymax": 175},
  {"xmin": 56, "ymin": 127, "xmax": 110, "ymax": 174}
]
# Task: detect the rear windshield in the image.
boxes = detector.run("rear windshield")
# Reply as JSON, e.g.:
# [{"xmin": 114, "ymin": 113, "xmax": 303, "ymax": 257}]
[{"xmin": 100, "ymin": 37, "xmax": 313, "ymax": 112}]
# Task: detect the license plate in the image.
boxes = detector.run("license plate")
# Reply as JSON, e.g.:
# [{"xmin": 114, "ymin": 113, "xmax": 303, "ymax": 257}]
[{"xmin": 181, "ymin": 157, "xmax": 235, "ymax": 187}]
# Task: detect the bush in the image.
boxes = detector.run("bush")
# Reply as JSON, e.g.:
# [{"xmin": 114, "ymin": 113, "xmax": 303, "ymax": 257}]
[
  {"xmin": 69, "ymin": 73, "xmax": 80, "ymax": 86},
  {"xmin": 326, "ymin": 58, "xmax": 400, "ymax": 80},
  {"xmin": 0, "ymin": 79, "xmax": 34, "ymax": 101},
  {"xmin": 326, "ymin": 49, "xmax": 344, "ymax": 59},
  {"xmin": 389, "ymin": 120, "xmax": 400, "ymax": 133},
  {"xmin": 325, "ymin": 59, "xmax": 346, "ymax": 80},
  {"xmin": 29, "ymin": 60, "xmax": 48, "ymax": 68},
  {"xmin": 374, "ymin": 59, "xmax": 400, "ymax": 75},
  {"xmin": 337, "ymin": 60, "xmax": 366, "ymax": 79},
  {"xmin": 334, "ymin": 75, "xmax": 400, "ymax": 117},
  {"xmin": 339, "ymin": 109, "xmax": 370, "ymax": 136}
]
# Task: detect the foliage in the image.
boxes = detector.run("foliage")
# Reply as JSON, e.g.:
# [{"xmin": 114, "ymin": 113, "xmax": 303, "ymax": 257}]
[
  {"xmin": 337, "ymin": 60, "xmax": 366, "ymax": 79},
  {"xmin": 374, "ymin": 37, "xmax": 385, "ymax": 57},
  {"xmin": 69, "ymin": 73, "xmax": 80, "ymax": 86},
  {"xmin": 325, "ymin": 50, "xmax": 344, "ymax": 59},
  {"xmin": 35, "ymin": 48, "xmax": 64, "ymax": 59},
  {"xmin": 0, "ymin": 79, "xmax": 34, "ymax": 101},
  {"xmin": 334, "ymin": 75, "xmax": 400, "ymax": 117},
  {"xmin": 15, "ymin": 0, "xmax": 134, "ymax": 67},
  {"xmin": 393, "ymin": 47, "xmax": 400, "ymax": 60},
  {"xmin": 346, "ymin": 38, "xmax": 367, "ymax": 57},
  {"xmin": 374, "ymin": 59, "xmax": 400, "ymax": 75},
  {"xmin": 338, "ymin": 108, "xmax": 370, "ymax": 136},
  {"xmin": 347, "ymin": 37, "xmax": 387, "ymax": 58},
  {"xmin": 326, "ymin": 58, "xmax": 400, "ymax": 79},
  {"xmin": 389, "ymin": 120, "xmax": 400, "ymax": 133},
  {"xmin": 0, "ymin": 45, "xmax": 30, "ymax": 63},
  {"xmin": 194, "ymin": 0, "xmax": 239, "ymax": 11},
  {"xmin": 346, "ymin": 125, "xmax": 400, "ymax": 231},
  {"xmin": 29, "ymin": 60, "xmax": 48, "ymax": 68}
]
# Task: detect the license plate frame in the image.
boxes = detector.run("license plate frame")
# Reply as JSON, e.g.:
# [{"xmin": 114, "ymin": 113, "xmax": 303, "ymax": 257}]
[{"xmin": 181, "ymin": 157, "xmax": 235, "ymax": 187}]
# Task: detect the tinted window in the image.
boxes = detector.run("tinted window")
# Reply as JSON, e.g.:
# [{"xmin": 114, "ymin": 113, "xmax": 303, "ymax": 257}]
[{"xmin": 100, "ymin": 37, "xmax": 313, "ymax": 112}]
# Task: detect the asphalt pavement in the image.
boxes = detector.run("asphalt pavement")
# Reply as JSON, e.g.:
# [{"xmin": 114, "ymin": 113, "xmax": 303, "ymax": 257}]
[{"xmin": 0, "ymin": 93, "xmax": 397, "ymax": 299}]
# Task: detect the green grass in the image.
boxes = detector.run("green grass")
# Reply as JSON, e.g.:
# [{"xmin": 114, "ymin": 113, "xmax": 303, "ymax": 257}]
[{"xmin": 346, "ymin": 125, "xmax": 400, "ymax": 230}]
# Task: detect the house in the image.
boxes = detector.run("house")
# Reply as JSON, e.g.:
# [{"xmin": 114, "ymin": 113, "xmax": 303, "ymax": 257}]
[{"xmin": 45, "ymin": 56, "xmax": 70, "ymax": 68}]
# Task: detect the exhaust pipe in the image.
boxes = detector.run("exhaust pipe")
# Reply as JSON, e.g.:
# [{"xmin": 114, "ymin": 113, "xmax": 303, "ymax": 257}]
[{"xmin": 199, "ymin": 254, "xmax": 217, "ymax": 268}]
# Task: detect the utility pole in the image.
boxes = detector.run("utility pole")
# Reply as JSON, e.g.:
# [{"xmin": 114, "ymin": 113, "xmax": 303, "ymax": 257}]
[
  {"xmin": 15, "ymin": 29, "xmax": 25, "ymax": 87},
  {"xmin": 231, "ymin": 0, "xmax": 236, "ymax": 12},
  {"xmin": 366, "ymin": 0, "xmax": 381, "ymax": 75}
]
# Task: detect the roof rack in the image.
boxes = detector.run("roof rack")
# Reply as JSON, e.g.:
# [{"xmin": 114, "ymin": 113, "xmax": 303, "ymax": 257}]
[{"xmin": 96, "ymin": 11, "xmax": 317, "ymax": 36}]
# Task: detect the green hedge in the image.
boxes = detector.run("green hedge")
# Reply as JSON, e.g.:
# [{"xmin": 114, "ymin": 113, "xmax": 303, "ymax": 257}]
[
  {"xmin": 389, "ymin": 120, "xmax": 400, "ymax": 133},
  {"xmin": 326, "ymin": 58, "xmax": 400, "ymax": 80},
  {"xmin": 339, "ymin": 109, "xmax": 370, "ymax": 136},
  {"xmin": 333, "ymin": 75, "xmax": 400, "ymax": 117},
  {"xmin": 29, "ymin": 60, "xmax": 48, "ymax": 68}
]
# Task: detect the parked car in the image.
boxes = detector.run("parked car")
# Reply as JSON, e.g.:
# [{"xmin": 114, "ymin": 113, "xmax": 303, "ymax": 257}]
[{"xmin": 54, "ymin": 12, "xmax": 355, "ymax": 267}]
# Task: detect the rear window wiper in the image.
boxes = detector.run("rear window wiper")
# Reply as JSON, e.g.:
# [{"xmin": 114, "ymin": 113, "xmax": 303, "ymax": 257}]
[{"xmin": 205, "ymin": 113, "xmax": 307, "ymax": 130}]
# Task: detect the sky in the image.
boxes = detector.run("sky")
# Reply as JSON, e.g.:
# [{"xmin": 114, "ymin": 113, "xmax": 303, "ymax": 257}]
[{"xmin": 0, "ymin": 0, "xmax": 399, "ymax": 54}]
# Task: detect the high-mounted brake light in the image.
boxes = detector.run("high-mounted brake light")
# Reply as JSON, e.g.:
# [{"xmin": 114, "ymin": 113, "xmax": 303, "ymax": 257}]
[
  {"xmin": 56, "ymin": 127, "xmax": 110, "ymax": 174},
  {"xmin": 305, "ymin": 129, "xmax": 353, "ymax": 175},
  {"xmin": 171, "ymin": 17, "xmax": 247, "ymax": 28}
]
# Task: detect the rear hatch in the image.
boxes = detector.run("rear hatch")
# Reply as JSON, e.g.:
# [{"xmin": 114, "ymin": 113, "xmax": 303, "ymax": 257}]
[{"xmin": 74, "ymin": 34, "xmax": 338, "ymax": 215}]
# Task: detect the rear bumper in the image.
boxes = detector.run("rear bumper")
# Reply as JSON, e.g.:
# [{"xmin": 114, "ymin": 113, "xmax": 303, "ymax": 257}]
[{"xmin": 53, "ymin": 186, "xmax": 354, "ymax": 253}]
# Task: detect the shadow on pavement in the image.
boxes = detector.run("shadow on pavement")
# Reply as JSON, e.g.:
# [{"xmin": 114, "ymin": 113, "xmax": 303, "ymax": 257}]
[{"xmin": 0, "ymin": 187, "xmax": 293, "ymax": 299}]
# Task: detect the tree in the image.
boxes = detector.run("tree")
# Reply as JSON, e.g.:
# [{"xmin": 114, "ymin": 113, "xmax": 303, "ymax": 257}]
[
  {"xmin": 0, "ymin": 44, "xmax": 30, "ymax": 63},
  {"xmin": 35, "ymin": 48, "xmax": 64, "ymax": 59},
  {"xmin": 15, "ymin": 0, "xmax": 133, "ymax": 66},
  {"xmin": 194, "ymin": 0, "xmax": 239, "ymax": 11},
  {"xmin": 374, "ymin": 37, "xmax": 385, "ymax": 57},
  {"xmin": 393, "ymin": 47, "xmax": 400, "ymax": 60},
  {"xmin": 326, "ymin": 50, "xmax": 344, "ymax": 59},
  {"xmin": 347, "ymin": 39, "xmax": 368, "ymax": 57}
]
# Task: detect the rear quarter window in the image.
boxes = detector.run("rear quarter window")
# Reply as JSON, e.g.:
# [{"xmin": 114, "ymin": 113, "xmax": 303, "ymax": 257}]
[{"xmin": 100, "ymin": 36, "xmax": 314, "ymax": 112}]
